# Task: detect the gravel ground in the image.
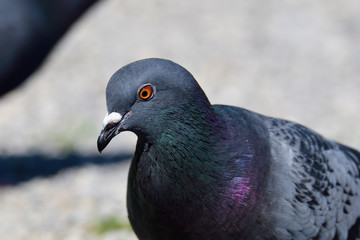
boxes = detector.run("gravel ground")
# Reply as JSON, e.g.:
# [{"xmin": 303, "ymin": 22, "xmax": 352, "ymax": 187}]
[
  {"xmin": 0, "ymin": 161, "xmax": 137, "ymax": 240},
  {"xmin": 0, "ymin": 0, "xmax": 359, "ymax": 239}
]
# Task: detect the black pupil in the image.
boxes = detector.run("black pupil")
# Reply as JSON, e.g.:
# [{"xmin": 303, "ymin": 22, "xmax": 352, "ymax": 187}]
[{"xmin": 141, "ymin": 90, "xmax": 149, "ymax": 98}]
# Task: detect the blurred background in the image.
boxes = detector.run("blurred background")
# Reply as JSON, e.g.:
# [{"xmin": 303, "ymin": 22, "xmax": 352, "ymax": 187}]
[{"xmin": 0, "ymin": 0, "xmax": 359, "ymax": 239}]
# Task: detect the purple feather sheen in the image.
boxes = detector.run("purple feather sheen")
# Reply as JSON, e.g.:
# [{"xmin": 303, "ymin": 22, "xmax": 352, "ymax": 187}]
[
  {"xmin": 229, "ymin": 176, "xmax": 253, "ymax": 204},
  {"xmin": 228, "ymin": 151, "xmax": 258, "ymax": 205}
]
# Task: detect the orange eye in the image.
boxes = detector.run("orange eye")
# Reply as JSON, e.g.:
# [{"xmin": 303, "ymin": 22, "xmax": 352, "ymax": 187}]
[{"xmin": 139, "ymin": 85, "xmax": 153, "ymax": 100}]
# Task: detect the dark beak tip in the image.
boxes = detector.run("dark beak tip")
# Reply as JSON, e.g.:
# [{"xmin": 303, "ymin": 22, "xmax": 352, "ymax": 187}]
[
  {"xmin": 97, "ymin": 145, "xmax": 103, "ymax": 153},
  {"xmin": 97, "ymin": 121, "xmax": 123, "ymax": 153},
  {"xmin": 97, "ymin": 132, "xmax": 107, "ymax": 153}
]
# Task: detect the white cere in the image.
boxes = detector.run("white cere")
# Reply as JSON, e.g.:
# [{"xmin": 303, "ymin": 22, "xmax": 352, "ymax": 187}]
[{"xmin": 102, "ymin": 112, "xmax": 122, "ymax": 128}]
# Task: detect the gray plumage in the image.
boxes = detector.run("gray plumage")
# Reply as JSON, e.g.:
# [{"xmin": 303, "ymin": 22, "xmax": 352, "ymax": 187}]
[
  {"xmin": 264, "ymin": 118, "xmax": 360, "ymax": 239},
  {"xmin": 97, "ymin": 58, "xmax": 360, "ymax": 240}
]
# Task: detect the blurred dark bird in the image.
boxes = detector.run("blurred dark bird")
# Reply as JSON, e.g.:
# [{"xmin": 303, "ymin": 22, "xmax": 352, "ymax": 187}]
[
  {"xmin": 0, "ymin": 0, "xmax": 99, "ymax": 97},
  {"xmin": 97, "ymin": 58, "xmax": 360, "ymax": 240}
]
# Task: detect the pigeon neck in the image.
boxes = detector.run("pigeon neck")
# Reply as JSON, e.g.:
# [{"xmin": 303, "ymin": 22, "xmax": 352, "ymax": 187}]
[
  {"xmin": 148, "ymin": 99, "xmax": 217, "ymax": 152},
  {"xmin": 134, "ymin": 98, "xmax": 222, "ymax": 176},
  {"xmin": 128, "ymin": 105, "xmax": 265, "ymax": 232}
]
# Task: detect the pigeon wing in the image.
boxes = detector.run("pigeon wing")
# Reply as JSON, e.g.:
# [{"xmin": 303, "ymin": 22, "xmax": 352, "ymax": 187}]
[{"xmin": 266, "ymin": 118, "xmax": 360, "ymax": 240}]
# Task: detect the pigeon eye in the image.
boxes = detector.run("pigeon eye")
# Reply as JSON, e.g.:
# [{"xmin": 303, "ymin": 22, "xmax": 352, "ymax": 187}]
[{"xmin": 139, "ymin": 85, "xmax": 153, "ymax": 100}]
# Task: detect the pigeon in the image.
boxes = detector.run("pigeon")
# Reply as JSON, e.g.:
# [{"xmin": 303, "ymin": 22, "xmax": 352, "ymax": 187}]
[{"xmin": 97, "ymin": 58, "xmax": 360, "ymax": 240}]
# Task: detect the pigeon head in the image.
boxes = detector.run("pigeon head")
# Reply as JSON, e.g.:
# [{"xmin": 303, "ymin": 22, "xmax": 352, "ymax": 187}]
[{"xmin": 97, "ymin": 58, "xmax": 213, "ymax": 152}]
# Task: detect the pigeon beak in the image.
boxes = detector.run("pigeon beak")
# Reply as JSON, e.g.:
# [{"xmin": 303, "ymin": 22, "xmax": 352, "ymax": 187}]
[{"xmin": 97, "ymin": 112, "xmax": 126, "ymax": 153}]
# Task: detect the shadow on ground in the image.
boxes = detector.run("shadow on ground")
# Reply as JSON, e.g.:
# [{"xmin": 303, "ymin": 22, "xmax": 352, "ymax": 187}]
[{"xmin": 0, "ymin": 153, "xmax": 132, "ymax": 185}]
